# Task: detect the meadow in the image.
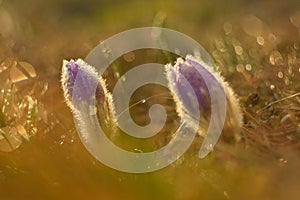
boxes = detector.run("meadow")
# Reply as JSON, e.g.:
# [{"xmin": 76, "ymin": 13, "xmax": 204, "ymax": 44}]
[{"xmin": 1, "ymin": 0, "xmax": 300, "ymax": 199}]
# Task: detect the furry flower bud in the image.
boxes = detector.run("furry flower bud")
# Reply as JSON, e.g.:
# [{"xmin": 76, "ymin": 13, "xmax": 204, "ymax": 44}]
[{"xmin": 166, "ymin": 55, "xmax": 243, "ymax": 141}]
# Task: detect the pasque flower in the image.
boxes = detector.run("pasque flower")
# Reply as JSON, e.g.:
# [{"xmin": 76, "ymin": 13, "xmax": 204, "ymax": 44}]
[
  {"xmin": 165, "ymin": 55, "xmax": 243, "ymax": 140},
  {"xmin": 61, "ymin": 56, "xmax": 243, "ymax": 143},
  {"xmin": 61, "ymin": 59, "xmax": 105, "ymax": 105},
  {"xmin": 61, "ymin": 59, "xmax": 117, "ymax": 134}
]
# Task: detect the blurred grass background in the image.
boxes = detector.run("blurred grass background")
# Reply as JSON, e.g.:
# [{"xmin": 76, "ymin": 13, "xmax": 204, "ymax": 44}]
[{"xmin": 1, "ymin": 0, "xmax": 300, "ymax": 199}]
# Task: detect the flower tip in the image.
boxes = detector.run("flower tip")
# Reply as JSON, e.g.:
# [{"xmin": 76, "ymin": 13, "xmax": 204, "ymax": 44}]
[{"xmin": 62, "ymin": 59, "xmax": 69, "ymax": 67}]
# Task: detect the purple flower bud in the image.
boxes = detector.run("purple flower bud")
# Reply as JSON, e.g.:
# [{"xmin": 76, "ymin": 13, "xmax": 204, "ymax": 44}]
[
  {"xmin": 166, "ymin": 56, "xmax": 211, "ymax": 114},
  {"xmin": 165, "ymin": 55, "xmax": 217, "ymax": 118},
  {"xmin": 166, "ymin": 55, "xmax": 243, "ymax": 139},
  {"xmin": 61, "ymin": 59, "xmax": 117, "ymax": 131},
  {"xmin": 61, "ymin": 59, "xmax": 105, "ymax": 107}
]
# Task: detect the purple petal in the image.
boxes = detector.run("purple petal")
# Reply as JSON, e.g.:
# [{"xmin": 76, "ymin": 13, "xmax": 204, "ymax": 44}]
[
  {"xmin": 61, "ymin": 59, "xmax": 118, "ymax": 134},
  {"xmin": 61, "ymin": 59, "xmax": 104, "ymax": 105},
  {"xmin": 166, "ymin": 55, "xmax": 221, "ymax": 119}
]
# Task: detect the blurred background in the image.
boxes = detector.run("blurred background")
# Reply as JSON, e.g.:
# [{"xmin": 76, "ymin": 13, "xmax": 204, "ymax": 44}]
[{"xmin": 1, "ymin": 0, "xmax": 300, "ymax": 199}]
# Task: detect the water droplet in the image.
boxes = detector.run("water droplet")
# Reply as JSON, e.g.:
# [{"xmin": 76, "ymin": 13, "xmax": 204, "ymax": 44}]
[
  {"xmin": 270, "ymin": 51, "xmax": 284, "ymax": 65},
  {"xmin": 256, "ymin": 36, "xmax": 264, "ymax": 45},
  {"xmin": 284, "ymin": 76, "xmax": 290, "ymax": 85},
  {"xmin": 234, "ymin": 46, "xmax": 243, "ymax": 55},
  {"xmin": 133, "ymin": 148, "xmax": 143, "ymax": 153},
  {"xmin": 245, "ymin": 64, "xmax": 252, "ymax": 71},
  {"xmin": 270, "ymin": 84, "xmax": 275, "ymax": 90},
  {"xmin": 142, "ymin": 99, "xmax": 146, "ymax": 104},
  {"xmin": 268, "ymin": 33, "xmax": 277, "ymax": 43},
  {"xmin": 215, "ymin": 38, "xmax": 226, "ymax": 52},
  {"xmin": 236, "ymin": 64, "xmax": 244, "ymax": 72},
  {"xmin": 115, "ymin": 71, "xmax": 120, "ymax": 78},
  {"xmin": 100, "ymin": 43, "xmax": 112, "ymax": 58},
  {"xmin": 26, "ymin": 96, "xmax": 35, "ymax": 110},
  {"xmin": 277, "ymin": 71, "xmax": 284, "ymax": 78},
  {"xmin": 123, "ymin": 52, "xmax": 135, "ymax": 62},
  {"xmin": 278, "ymin": 158, "xmax": 287, "ymax": 165}
]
